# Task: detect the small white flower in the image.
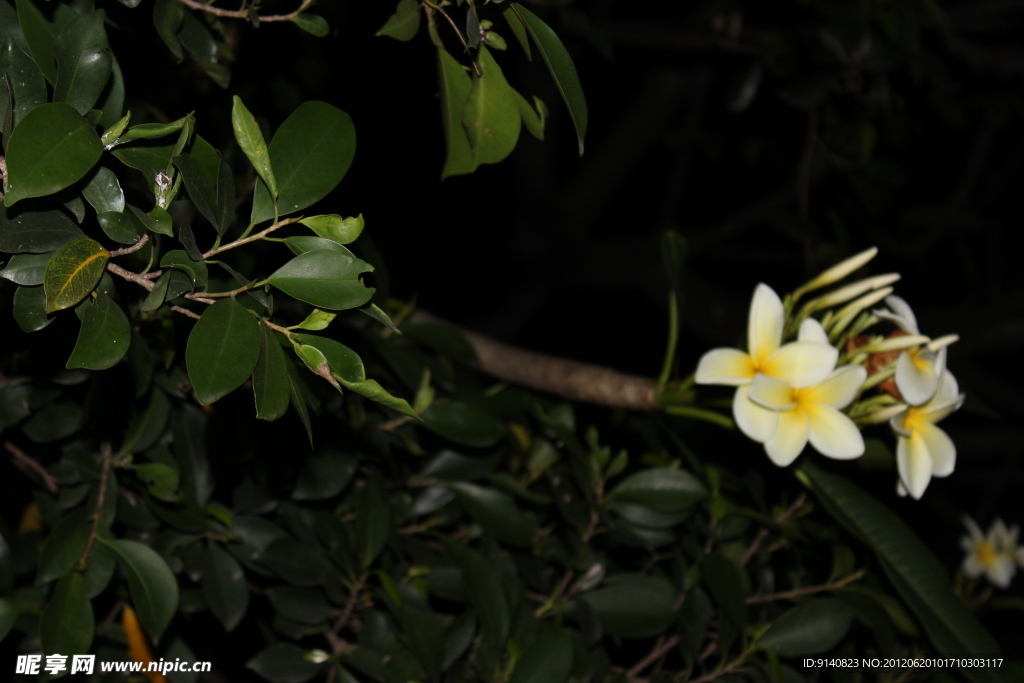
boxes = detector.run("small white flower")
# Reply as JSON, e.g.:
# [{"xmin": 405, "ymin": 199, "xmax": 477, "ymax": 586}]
[
  {"xmin": 696, "ymin": 284, "xmax": 837, "ymax": 443},
  {"xmin": 874, "ymin": 296, "xmax": 957, "ymax": 406},
  {"xmin": 890, "ymin": 371, "xmax": 964, "ymax": 499},
  {"xmin": 961, "ymin": 517, "xmax": 1018, "ymax": 589}
]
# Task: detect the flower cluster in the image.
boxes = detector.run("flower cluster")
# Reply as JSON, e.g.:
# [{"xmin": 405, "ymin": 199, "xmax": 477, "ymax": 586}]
[
  {"xmin": 961, "ymin": 516, "xmax": 1024, "ymax": 589},
  {"xmin": 695, "ymin": 247, "xmax": 964, "ymax": 499}
]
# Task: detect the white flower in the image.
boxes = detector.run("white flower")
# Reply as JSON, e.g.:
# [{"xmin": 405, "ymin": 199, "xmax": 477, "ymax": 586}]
[
  {"xmin": 747, "ymin": 348, "xmax": 867, "ymax": 467},
  {"xmin": 890, "ymin": 371, "xmax": 964, "ymax": 499},
  {"xmin": 961, "ymin": 517, "xmax": 1018, "ymax": 589},
  {"xmin": 873, "ymin": 295, "xmax": 957, "ymax": 405},
  {"xmin": 696, "ymin": 284, "xmax": 838, "ymax": 443}
]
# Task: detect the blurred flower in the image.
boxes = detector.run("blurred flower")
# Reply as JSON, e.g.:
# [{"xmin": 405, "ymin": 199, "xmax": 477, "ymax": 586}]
[
  {"xmin": 696, "ymin": 284, "xmax": 837, "ymax": 443},
  {"xmin": 793, "ymin": 246, "xmax": 879, "ymax": 297},
  {"xmin": 874, "ymin": 296, "xmax": 958, "ymax": 405},
  {"xmin": 961, "ymin": 516, "xmax": 1018, "ymax": 589},
  {"xmin": 891, "ymin": 371, "xmax": 965, "ymax": 499}
]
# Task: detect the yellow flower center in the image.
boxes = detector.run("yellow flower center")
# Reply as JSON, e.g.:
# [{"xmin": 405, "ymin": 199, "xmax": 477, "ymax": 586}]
[
  {"xmin": 975, "ymin": 541, "xmax": 996, "ymax": 567},
  {"xmin": 903, "ymin": 407, "xmax": 927, "ymax": 433},
  {"xmin": 908, "ymin": 348, "xmax": 932, "ymax": 372}
]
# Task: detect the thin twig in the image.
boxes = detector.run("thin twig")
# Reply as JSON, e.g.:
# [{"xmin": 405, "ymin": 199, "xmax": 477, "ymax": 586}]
[
  {"xmin": 76, "ymin": 443, "xmax": 113, "ymax": 571},
  {"xmin": 745, "ymin": 569, "xmax": 866, "ymax": 604},
  {"xmin": 689, "ymin": 647, "xmax": 753, "ymax": 683},
  {"xmin": 107, "ymin": 263, "xmax": 156, "ymax": 291},
  {"xmin": 171, "ymin": 305, "xmax": 201, "ymax": 320},
  {"xmin": 108, "ymin": 234, "xmax": 150, "ymax": 257},
  {"xmin": 740, "ymin": 492, "xmax": 807, "ymax": 566},
  {"xmin": 627, "ymin": 635, "xmax": 679, "ymax": 680},
  {"xmin": 203, "ymin": 216, "xmax": 301, "ymax": 259},
  {"xmin": 173, "ymin": 0, "xmax": 313, "ymax": 22},
  {"xmin": 190, "ymin": 281, "xmax": 254, "ymax": 299},
  {"xmin": 5, "ymin": 441, "xmax": 59, "ymax": 495}
]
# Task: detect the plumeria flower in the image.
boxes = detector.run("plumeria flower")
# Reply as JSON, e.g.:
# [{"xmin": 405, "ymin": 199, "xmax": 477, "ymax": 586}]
[
  {"xmin": 891, "ymin": 371, "xmax": 964, "ymax": 499},
  {"xmin": 746, "ymin": 318, "xmax": 867, "ymax": 466},
  {"xmin": 696, "ymin": 284, "xmax": 838, "ymax": 443},
  {"xmin": 874, "ymin": 295, "xmax": 957, "ymax": 405},
  {"xmin": 961, "ymin": 517, "xmax": 1018, "ymax": 589}
]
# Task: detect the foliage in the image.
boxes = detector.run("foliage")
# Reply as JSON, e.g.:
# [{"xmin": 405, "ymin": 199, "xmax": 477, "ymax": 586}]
[{"xmin": 1, "ymin": 0, "xmax": 1022, "ymax": 682}]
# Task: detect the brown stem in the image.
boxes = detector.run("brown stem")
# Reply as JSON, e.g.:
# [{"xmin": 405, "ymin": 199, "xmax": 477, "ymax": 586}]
[
  {"xmin": 108, "ymin": 234, "xmax": 150, "ymax": 257},
  {"xmin": 745, "ymin": 569, "xmax": 865, "ymax": 604},
  {"xmin": 5, "ymin": 441, "xmax": 59, "ymax": 495},
  {"xmin": 739, "ymin": 492, "xmax": 807, "ymax": 566},
  {"xmin": 107, "ymin": 262, "xmax": 156, "ymax": 291},
  {"xmin": 174, "ymin": 0, "xmax": 313, "ymax": 22},
  {"xmin": 689, "ymin": 647, "xmax": 753, "ymax": 683},
  {"xmin": 203, "ymin": 216, "xmax": 301, "ymax": 259},
  {"xmin": 170, "ymin": 305, "xmax": 202, "ymax": 319},
  {"xmin": 409, "ymin": 311, "xmax": 659, "ymax": 410},
  {"xmin": 77, "ymin": 443, "xmax": 113, "ymax": 571},
  {"xmin": 627, "ymin": 635, "xmax": 679, "ymax": 680}
]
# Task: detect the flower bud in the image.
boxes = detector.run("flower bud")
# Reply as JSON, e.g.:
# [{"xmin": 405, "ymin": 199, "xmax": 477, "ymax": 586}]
[{"xmin": 795, "ymin": 246, "xmax": 879, "ymax": 296}]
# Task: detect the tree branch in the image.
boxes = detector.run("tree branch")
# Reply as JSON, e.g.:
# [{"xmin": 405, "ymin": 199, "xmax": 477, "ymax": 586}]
[
  {"xmin": 5, "ymin": 441, "xmax": 59, "ymax": 495},
  {"xmin": 745, "ymin": 569, "xmax": 865, "ymax": 604},
  {"xmin": 409, "ymin": 311, "xmax": 659, "ymax": 410},
  {"xmin": 76, "ymin": 443, "xmax": 113, "ymax": 571},
  {"xmin": 173, "ymin": 0, "xmax": 313, "ymax": 23},
  {"xmin": 108, "ymin": 234, "xmax": 150, "ymax": 257}
]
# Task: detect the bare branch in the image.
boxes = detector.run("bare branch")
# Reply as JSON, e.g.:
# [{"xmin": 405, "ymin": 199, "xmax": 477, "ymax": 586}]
[
  {"xmin": 5, "ymin": 441, "xmax": 59, "ymax": 495},
  {"xmin": 108, "ymin": 234, "xmax": 150, "ymax": 258},
  {"xmin": 173, "ymin": 0, "xmax": 313, "ymax": 23}
]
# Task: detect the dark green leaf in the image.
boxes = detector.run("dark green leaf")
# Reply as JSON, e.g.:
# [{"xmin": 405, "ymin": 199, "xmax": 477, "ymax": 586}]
[
  {"xmin": 160, "ymin": 248, "xmax": 208, "ymax": 288},
  {"xmin": 447, "ymin": 482, "xmax": 532, "ymax": 546},
  {"xmin": 40, "ymin": 572, "xmax": 93, "ymax": 656},
  {"xmin": 128, "ymin": 204, "xmax": 173, "ymax": 237},
  {"xmin": 260, "ymin": 538, "xmax": 333, "ymax": 587},
  {"xmin": 16, "ymin": 0, "xmax": 59, "ymax": 83},
  {"xmin": 0, "ymin": 597, "xmax": 15, "ymax": 642},
  {"xmin": 254, "ymin": 323, "xmax": 291, "ymax": 421},
  {"xmin": 287, "ymin": 361, "xmax": 314, "ymax": 446},
  {"xmin": 99, "ymin": 537, "xmax": 179, "ymax": 643},
  {"xmin": 97, "ymin": 211, "xmax": 139, "ymax": 244},
  {"xmin": 609, "ymin": 468, "xmax": 708, "ymax": 512},
  {"xmin": 1, "ymin": 251, "xmax": 50, "ymax": 285},
  {"xmin": 96, "ymin": 55, "xmax": 124, "ymax": 129},
  {"xmin": 202, "ymin": 542, "xmax": 248, "ymax": 631},
  {"xmin": 299, "ymin": 213, "xmax": 364, "ymax": 245},
  {"xmin": 421, "ymin": 401, "xmax": 504, "ymax": 448},
  {"xmin": 177, "ymin": 11, "xmax": 229, "ymax": 87},
  {"xmin": 292, "ymin": 333, "xmax": 364, "ymax": 383},
  {"xmin": 119, "ymin": 389, "xmax": 172, "ymax": 455},
  {"xmin": 293, "ymin": 13, "xmax": 329, "ymax": 38},
  {"xmin": 37, "ymin": 507, "xmax": 90, "ymax": 584},
  {"xmin": 266, "ymin": 250, "xmax": 375, "ymax": 311},
  {"xmin": 3, "ymin": 102, "xmax": 103, "ymax": 206},
  {"xmin": 12, "ymin": 285, "xmax": 52, "ymax": 331},
  {"xmin": 82, "ymin": 166, "xmax": 125, "ymax": 214},
  {"xmin": 0, "ymin": 203, "xmax": 85, "ymax": 253},
  {"xmin": 43, "ymin": 237, "xmax": 108, "ymax": 313},
  {"xmin": 247, "ymin": 643, "xmax": 323, "ymax": 683},
  {"xmin": 440, "ymin": 538, "xmax": 509, "ymax": 650},
  {"xmin": 250, "ymin": 101, "xmax": 356, "ymax": 223},
  {"xmin": 66, "ymin": 292, "xmax": 130, "ymax": 370},
  {"xmin": 703, "ymin": 554, "xmax": 747, "ymax": 631},
  {"xmin": 216, "ymin": 159, "xmax": 234, "ymax": 235},
  {"xmin": 502, "ymin": 6, "xmax": 531, "ymax": 60},
  {"xmin": 510, "ymin": 628, "xmax": 573, "ymax": 683},
  {"xmin": 376, "ymin": 0, "xmax": 420, "ymax": 41},
  {"xmin": 22, "ymin": 401, "xmax": 84, "ymax": 442},
  {"xmin": 186, "ymin": 298, "xmax": 261, "ymax": 405},
  {"xmin": 112, "ymin": 142, "xmax": 176, "ymax": 186},
  {"xmin": 360, "ymin": 303, "xmax": 400, "ymax": 333},
  {"xmin": 52, "ymin": 9, "xmax": 112, "ymax": 115},
  {"xmin": 401, "ymin": 604, "xmax": 444, "ymax": 681},
  {"xmin": 582, "ymin": 574, "xmax": 676, "ymax": 638},
  {"xmin": 2, "ymin": 36, "xmax": 46, "ymax": 125},
  {"xmin": 462, "ymin": 46, "xmax": 521, "ymax": 168},
  {"xmin": 356, "ymin": 474, "xmax": 392, "ymax": 567},
  {"xmin": 283, "ymin": 235, "xmax": 355, "ymax": 256},
  {"xmin": 293, "ymin": 449, "xmax": 356, "ymax": 500},
  {"xmin": 437, "ymin": 48, "xmax": 475, "ymax": 178},
  {"xmin": 758, "ymin": 599, "xmax": 856, "ymax": 656},
  {"xmin": 510, "ymin": 3, "xmax": 588, "ymax": 154},
  {"xmin": 179, "ymin": 222, "xmax": 204, "ymax": 261},
  {"xmin": 173, "ymin": 135, "xmax": 223, "ymax": 231},
  {"xmin": 266, "ymin": 586, "xmax": 334, "ymax": 625},
  {"xmin": 152, "ymin": 0, "xmax": 184, "ymax": 62},
  {"xmin": 135, "ymin": 463, "xmax": 179, "ymax": 501}
]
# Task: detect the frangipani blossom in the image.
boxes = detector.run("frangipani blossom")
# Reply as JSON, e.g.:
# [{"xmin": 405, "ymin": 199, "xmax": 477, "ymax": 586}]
[
  {"xmin": 748, "ymin": 360, "xmax": 867, "ymax": 467},
  {"xmin": 874, "ymin": 295, "xmax": 956, "ymax": 405},
  {"xmin": 961, "ymin": 516, "xmax": 1018, "ymax": 589},
  {"xmin": 696, "ymin": 284, "xmax": 838, "ymax": 442},
  {"xmin": 891, "ymin": 371, "xmax": 964, "ymax": 500}
]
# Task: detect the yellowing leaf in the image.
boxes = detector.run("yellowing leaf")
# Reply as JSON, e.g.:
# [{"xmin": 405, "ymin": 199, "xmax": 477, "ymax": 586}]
[
  {"xmin": 122, "ymin": 605, "xmax": 166, "ymax": 683},
  {"xmin": 43, "ymin": 238, "xmax": 109, "ymax": 313}
]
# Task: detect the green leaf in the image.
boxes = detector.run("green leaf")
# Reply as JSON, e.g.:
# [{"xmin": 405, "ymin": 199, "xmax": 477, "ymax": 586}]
[
  {"xmin": 356, "ymin": 474, "xmax": 392, "ymax": 568},
  {"xmin": 202, "ymin": 541, "xmax": 248, "ymax": 631},
  {"xmin": 703, "ymin": 553, "xmax": 747, "ymax": 631},
  {"xmin": 447, "ymin": 482, "xmax": 532, "ymax": 546},
  {"xmin": 0, "ymin": 203, "xmax": 85, "ymax": 253},
  {"xmin": 0, "ymin": 597, "xmax": 15, "ymax": 642},
  {"xmin": 254, "ymin": 323, "xmax": 291, "ymax": 421},
  {"xmin": 160, "ymin": 248, "xmax": 208, "ymax": 289},
  {"xmin": 43, "ymin": 237, "xmax": 109, "ymax": 313},
  {"xmin": 120, "ymin": 119, "xmax": 187, "ymax": 142},
  {"xmin": 515, "ymin": 91, "xmax": 547, "ymax": 140},
  {"xmin": 22, "ymin": 400, "xmax": 84, "ymax": 442},
  {"xmin": 112, "ymin": 142, "xmax": 176, "ymax": 185},
  {"xmin": 299, "ymin": 213, "xmax": 364, "ymax": 245},
  {"xmin": 2, "ymin": 36, "xmax": 46, "ymax": 126},
  {"xmin": 376, "ymin": 0, "xmax": 420, "ymax": 41},
  {"xmin": 52, "ymin": 9, "xmax": 112, "ymax": 116},
  {"xmin": 173, "ymin": 134, "xmax": 224, "ymax": 232},
  {"xmin": 462, "ymin": 45, "xmax": 521, "ymax": 168},
  {"xmin": 799, "ymin": 462, "xmax": 1002, "ymax": 676},
  {"xmin": 152, "ymin": 0, "xmax": 184, "ymax": 62},
  {"xmin": 250, "ymin": 101, "xmax": 356, "ymax": 224},
  {"xmin": 286, "ymin": 361, "xmax": 314, "ymax": 446},
  {"xmin": 510, "ymin": 3, "xmax": 588, "ymax": 155},
  {"xmin": 16, "ymin": 0, "xmax": 59, "ymax": 84},
  {"xmin": 266, "ymin": 586, "xmax": 334, "ymax": 624},
  {"xmin": 401, "ymin": 604, "xmax": 444, "ymax": 681},
  {"xmin": 758, "ymin": 598, "xmax": 856, "ymax": 656},
  {"xmin": 360, "ymin": 303, "xmax": 400, "ymax": 334},
  {"xmin": 232, "ymin": 95, "xmax": 277, "ymax": 200},
  {"xmin": 40, "ymin": 572, "xmax": 94, "ymax": 656},
  {"xmin": 502, "ymin": 6, "xmax": 532, "ymax": 60},
  {"xmin": 128, "ymin": 204, "xmax": 173, "ymax": 237},
  {"xmin": 266, "ymin": 250, "xmax": 375, "ymax": 311},
  {"xmin": 177, "ymin": 11, "xmax": 229, "ymax": 87},
  {"xmin": 12, "ymin": 285, "xmax": 53, "ymax": 331},
  {"xmin": 510, "ymin": 629, "xmax": 573, "ymax": 683},
  {"xmin": 1, "ymin": 252, "xmax": 50, "ymax": 285},
  {"xmin": 292, "ymin": 333, "xmax": 364, "ymax": 383},
  {"xmin": 82, "ymin": 166, "xmax": 125, "ymax": 214},
  {"xmin": 293, "ymin": 449, "xmax": 357, "ymax": 500},
  {"xmin": 186, "ymin": 298, "xmax": 261, "ymax": 405},
  {"xmin": 134, "ymin": 463, "xmax": 179, "ymax": 501},
  {"xmin": 36, "ymin": 507, "xmax": 90, "ymax": 585},
  {"xmin": 284, "ymin": 235, "xmax": 355, "ymax": 256},
  {"xmin": 66, "ymin": 292, "xmax": 131, "ymax": 370},
  {"xmin": 440, "ymin": 539, "xmax": 509, "ymax": 650},
  {"xmin": 3, "ymin": 102, "xmax": 103, "ymax": 206},
  {"xmin": 261, "ymin": 538, "xmax": 333, "ymax": 587},
  {"xmin": 99, "ymin": 537, "xmax": 178, "ymax": 644},
  {"xmin": 437, "ymin": 48, "xmax": 475, "ymax": 178},
  {"xmin": 293, "ymin": 309, "xmax": 336, "ymax": 332},
  {"xmin": 421, "ymin": 401, "xmax": 504, "ymax": 448},
  {"xmin": 582, "ymin": 574, "xmax": 676, "ymax": 638},
  {"xmin": 293, "ymin": 13, "xmax": 329, "ymax": 38},
  {"xmin": 97, "ymin": 211, "xmax": 140, "ymax": 244},
  {"xmin": 96, "ymin": 55, "xmax": 124, "ymax": 130},
  {"xmin": 247, "ymin": 643, "xmax": 324, "ymax": 683},
  {"xmin": 608, "ymin": 468, "xmax": 708, "ymax": 512}
]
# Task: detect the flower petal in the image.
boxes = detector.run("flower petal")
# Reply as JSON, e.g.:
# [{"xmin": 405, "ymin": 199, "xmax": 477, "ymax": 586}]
[
  {"xmin": 748, "ymin": 373, "xmax": 796, "ymax": 410},
  {"xmin": 963, "ymin": 515, "xmax": 985, "ymax": 541},
  {"xmin": 695, "ymin": 348, "xmax": 755, "ymax": 386},
  {"xmin": 925, "ymin": 370, "xmax": 963, "ymax": 421},
  {"xmin": 764, "ymin": 408, "xmax": 809, "ymax": 467},
  {"xmin": 733, "ymin": 386, "xmax": 779, "ymax": 443},
  {"xmin": 918, "ymin": 423, "xmax": 955, "ymax": 477},
  {"xmin": 804, "ymin": 365, "xmax": 867, "ymax": 409},
  {"xmin": 896, "ymin": 432, "xmax": 933, "ymax": 499},
  {"xmin": 798, "ymin": 318, "xmax": 828, "ymax": 343},
  {"xmin": 748, "ymin": 284, "xmax": 784, "ymax": 366},
  {"xmin": 879, "ymin": 295, "xmax": 919, "ymax": 334},
  {"xmin": 895, "ymin": 349, "xmax": 939, "ymax": 406},
  {"xmin": 761, "ymin": 341, "xmax": 838, "ymax": 388},
  {"xmin": 986, "ymin": 557, "xmax": 1016, "ymax": 589},
  {"xmin": 806, "ymin": 404, "xmax": 865, "ymax": 459}
]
